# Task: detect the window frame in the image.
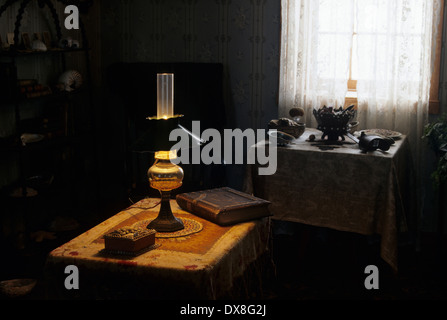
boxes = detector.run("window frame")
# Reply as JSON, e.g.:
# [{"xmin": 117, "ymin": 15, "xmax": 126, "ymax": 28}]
[
  {"xmin": 342, "ymin": 0, "xmax": 445, "ymax": 114},
  {"xmin": 429, "ymin": 0, "xmax": 445, "ymax": 114}
]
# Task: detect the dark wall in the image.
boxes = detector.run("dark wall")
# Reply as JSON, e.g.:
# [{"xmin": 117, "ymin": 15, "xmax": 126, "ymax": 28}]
[
  {"xmin": 95, "ymin": 1, "xmax": 447, "ymax": 233},
  {"xmin": 99, "ymin": 0, "xmax": 280, "ymax": 131},
  {"xmin": 96, "ymin": 0, "xmax": 281, "ymax": 205}
]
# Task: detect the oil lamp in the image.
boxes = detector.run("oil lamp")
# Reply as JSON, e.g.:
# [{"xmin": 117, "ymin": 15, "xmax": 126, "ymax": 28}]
[{"xmin": 145, "ymin": 73, "xmax": 185, "ymax": 232}]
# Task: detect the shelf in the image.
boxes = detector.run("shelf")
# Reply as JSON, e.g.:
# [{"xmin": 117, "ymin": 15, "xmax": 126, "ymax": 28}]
[
  {"xmin": 18, "ymin": 87, "xmax": 87, "ymax": 103},
  {"xmin": 2, "ymin": 171, "xmax": 67, "ymax": 201},
  {"xmin": 0, "ymin": 47, "xmax": 90, "ymax": 58},
  {"xmin": 0, "ymin": 0, "xmax": 95, "ymax": 231},
  {"xmin": 0, "ymin": 87, "xmax": 87, "ymax": 107},
  {"xmin": 0, "ymin": 135, "xmax": 76, "ymax": 153}
]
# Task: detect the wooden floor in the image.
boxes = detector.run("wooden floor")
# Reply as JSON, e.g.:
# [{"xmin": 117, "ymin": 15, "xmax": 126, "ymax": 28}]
[{"xmin": 264, "ymin": 222, "xmax": 447, "ymax": 300}]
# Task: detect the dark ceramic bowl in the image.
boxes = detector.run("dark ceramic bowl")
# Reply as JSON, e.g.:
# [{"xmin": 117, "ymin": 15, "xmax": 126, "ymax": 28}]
[{"xmin": 313, "ymin": 107, "xmax": 356, "ymax": 141}]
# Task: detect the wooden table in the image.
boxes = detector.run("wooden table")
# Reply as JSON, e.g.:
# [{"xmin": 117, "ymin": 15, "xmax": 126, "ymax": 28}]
[
  {"xmin": 44, "ymin": 198, "xmax": 271, "ymax": 299},
  {"xmin": 244, "ymin": 128, "xmax": 414, "ymax": 272}
]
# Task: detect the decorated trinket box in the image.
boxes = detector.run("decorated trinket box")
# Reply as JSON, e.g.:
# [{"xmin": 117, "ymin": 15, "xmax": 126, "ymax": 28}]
[{"xmin": 103, "ymin": 227, "xmax": 157, "ymax": 255}]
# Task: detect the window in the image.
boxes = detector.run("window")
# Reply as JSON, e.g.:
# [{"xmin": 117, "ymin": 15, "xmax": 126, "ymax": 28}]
[
  {"xmin": 344, "ymin": 0, "xmax": 444, "ymax": 114},
  {"xmin": 340, "ymin": 0, "xmax": 444, "ymax": 113},
  {"xmin": 279, "ymin": 0, "xmax": 444, "ymax": 159}
]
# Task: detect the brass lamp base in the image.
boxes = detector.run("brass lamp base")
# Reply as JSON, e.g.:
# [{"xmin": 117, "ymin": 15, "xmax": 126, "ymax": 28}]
[
  {"xmin": 147, "ymin": 150, "xmax": 185, "ymax": 232},
  {"xmin": 148, "ymin": 192, "xmax": 184, "ymax": 232}
]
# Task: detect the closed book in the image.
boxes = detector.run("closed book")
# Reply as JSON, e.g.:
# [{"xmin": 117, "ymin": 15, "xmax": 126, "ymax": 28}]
[{"xmin": 176, "ymin": 187, "xmax": 271, "ymax": 226}]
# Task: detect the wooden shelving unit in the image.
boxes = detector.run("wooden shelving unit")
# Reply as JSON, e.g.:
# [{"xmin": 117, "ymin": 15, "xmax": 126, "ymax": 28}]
[{"xmin": 0, "ymin": 0, "xmax": 95, "ymax": 250}]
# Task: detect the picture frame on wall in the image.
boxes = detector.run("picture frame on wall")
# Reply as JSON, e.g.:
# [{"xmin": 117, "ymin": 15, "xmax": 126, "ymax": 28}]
[
  {"xmin": 22, "ymin": 32, "xmax": 31, "ymax": 50},
  {"xmin": 33, "ymin": 32, "xmax": 42, "ymax": 41},
  {"xmin": 42, "ymin": 31, "xmax": 51, "ymax": 48},
  {"xmin": 7, "ymin": 33, "xmax": 14, "ymax": 46}
]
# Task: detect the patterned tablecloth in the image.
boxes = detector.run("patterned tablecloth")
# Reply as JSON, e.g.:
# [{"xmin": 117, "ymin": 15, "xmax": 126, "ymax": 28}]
[
  {"xmin": 44, "ymin": 198, "xmax": 271, "ymax": 299},
  {"xmin": 244, "ymin": 128, "xmax": 414, "ymax": 272}
]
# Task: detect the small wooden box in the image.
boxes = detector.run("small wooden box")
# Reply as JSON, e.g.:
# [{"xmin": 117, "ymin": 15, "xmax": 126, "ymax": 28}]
[{"xmin": 103, "ymin": 227, "xmax": 156, "ymax": 254}]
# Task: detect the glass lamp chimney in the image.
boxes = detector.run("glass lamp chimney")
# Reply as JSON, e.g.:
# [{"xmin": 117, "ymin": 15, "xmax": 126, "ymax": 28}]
[{"xmin": 157, "ymin": 73, "xmax": 174, "ymax": 119}]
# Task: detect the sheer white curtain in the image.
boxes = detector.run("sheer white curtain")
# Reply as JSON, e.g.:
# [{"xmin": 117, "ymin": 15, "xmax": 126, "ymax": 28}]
[
  {"xmin": 279, "ymin": 0, "xmax": 354, "ymax": 127},
  {"xmin": 355, "ymin": 0, "xmax": 441, "ymax": 159},
  {"xmin": 279, "ymin": 0, "xmax": 441, "ymax": 151}
]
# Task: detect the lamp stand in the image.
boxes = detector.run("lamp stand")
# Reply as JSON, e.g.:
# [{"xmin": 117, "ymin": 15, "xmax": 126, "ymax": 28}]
[
  {"xmin": 148, "ymin": 190, "xmax": 184, "ymax": 232},
  {"xmin": 147, "ymin": 150, "xmax": 184, "ymax": 232}
]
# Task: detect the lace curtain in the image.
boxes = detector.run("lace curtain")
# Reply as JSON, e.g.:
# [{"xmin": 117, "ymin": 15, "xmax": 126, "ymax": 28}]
[
  {"xmin": 279, "ymin": 0, "xmax": 441, "ymax": 151},
  {"xmin": 279, "ymin": 0, "xmax": 443, "ymax": 239},
  {"xmin": 279, "ymin": 0, "xmax": 354, "ymax": 124}
]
